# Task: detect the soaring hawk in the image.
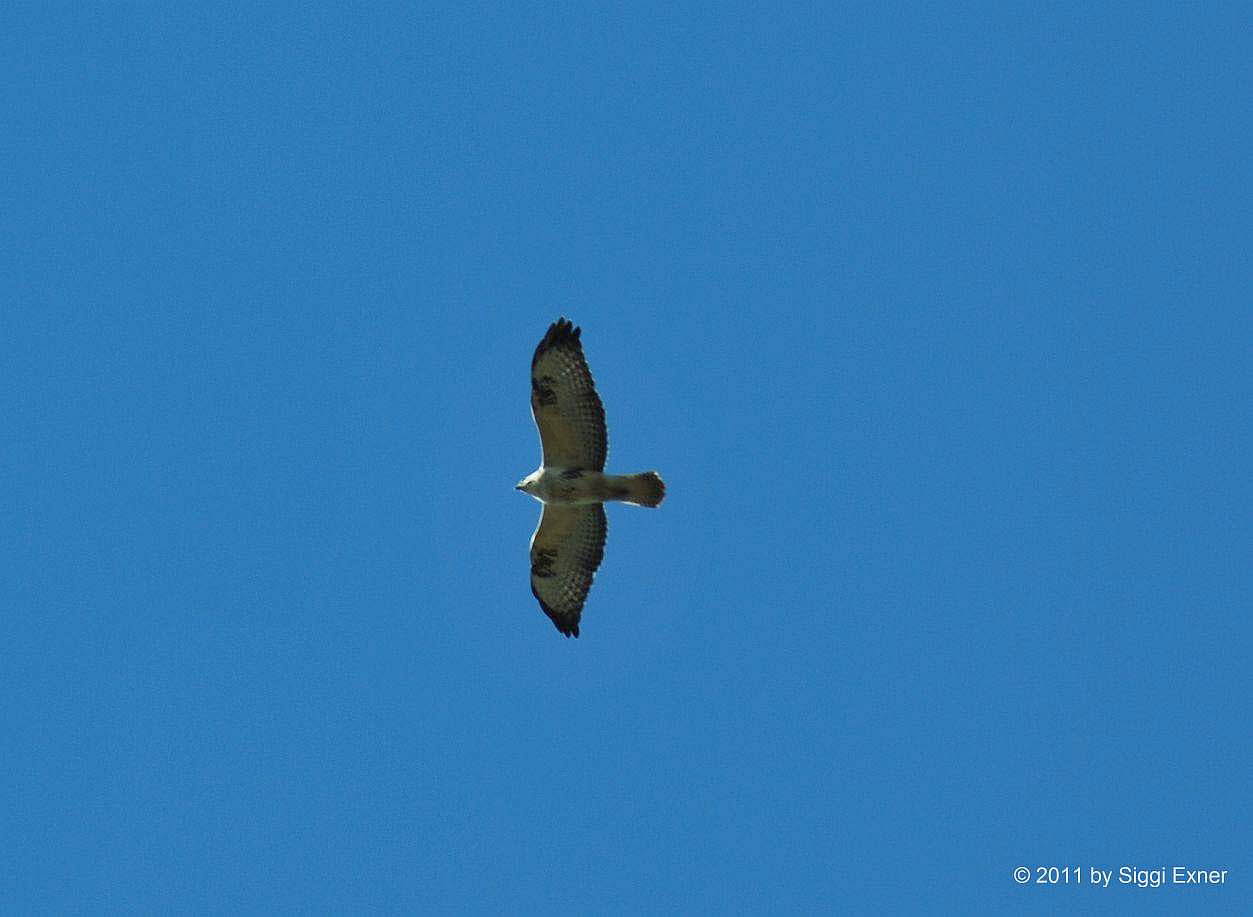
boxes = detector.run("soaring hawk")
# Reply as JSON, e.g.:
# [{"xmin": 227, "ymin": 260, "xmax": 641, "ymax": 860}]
[{"xmin": 516, "ymin": 318, "xmax": 666, "ymax": 637}]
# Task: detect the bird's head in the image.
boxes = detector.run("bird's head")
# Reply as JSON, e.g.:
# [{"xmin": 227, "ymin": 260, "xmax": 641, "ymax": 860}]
[{"xmin": 515, "ymin": 471, "xmax": 540, "ymax": 495}]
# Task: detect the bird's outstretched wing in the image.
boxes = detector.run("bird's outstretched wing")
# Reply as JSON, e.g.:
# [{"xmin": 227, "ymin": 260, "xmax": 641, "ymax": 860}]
[
  {"xmin": 530, "ymin": 318, "xmax": 608, "ymax": 471},
  {"xmin": 529, "ymin": 504, "xmax": 607, "ymax": 638}
]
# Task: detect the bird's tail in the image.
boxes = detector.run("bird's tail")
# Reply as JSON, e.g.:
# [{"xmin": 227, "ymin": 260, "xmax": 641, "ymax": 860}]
[{"xmin": 614, "ymin": 471, "xmax": 666, "ymax": 508}]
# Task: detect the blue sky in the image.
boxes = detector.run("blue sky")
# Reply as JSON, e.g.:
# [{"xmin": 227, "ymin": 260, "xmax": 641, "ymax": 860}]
[{"xmin": 3, "ymin": 3, "xmax": 1248, "ymax": 913}]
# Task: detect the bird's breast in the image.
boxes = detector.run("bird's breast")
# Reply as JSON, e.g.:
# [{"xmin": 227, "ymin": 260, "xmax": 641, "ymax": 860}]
[{"xmin": 535, "ymin": 467, "xmax": 607, "ymax": 505}]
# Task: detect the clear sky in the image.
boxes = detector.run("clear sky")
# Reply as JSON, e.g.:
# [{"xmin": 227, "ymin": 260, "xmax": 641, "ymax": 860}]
[{"xmin": 3, "ymin": 3, "xmax": 1247, "ymax": 914}]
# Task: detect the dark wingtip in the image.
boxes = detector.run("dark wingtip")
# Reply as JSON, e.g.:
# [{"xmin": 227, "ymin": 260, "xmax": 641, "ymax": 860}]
[
  {"xmin": 551, "ymin": 317, "xmax": 579, "ymax": 339},
  {"xmin": 532, "ymin": 317, "xmax": 584, "ymax": 369},
  {"xmin": 532, "ymin": 584, "xmax": 583, "ymax": 638}
]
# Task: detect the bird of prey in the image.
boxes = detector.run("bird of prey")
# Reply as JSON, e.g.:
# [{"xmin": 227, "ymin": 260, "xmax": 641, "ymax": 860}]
[{"xmin": 517, "ymin": 318, "xmax": 666, "ymax": 637}]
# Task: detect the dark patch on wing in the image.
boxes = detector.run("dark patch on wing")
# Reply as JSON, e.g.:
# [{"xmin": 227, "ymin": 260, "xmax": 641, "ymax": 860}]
[
  {"xmin": 530, "ymin": 547, "xmax": 557, "ymax": 579},
  {"xmin": 560, "ymin": 468, "xmax": 585, "ymax": 479},
  {"xmin": 529, "ymin": 504, "xmax": 607, "ymax": 638},
  {"xmin": 530, "ymin": 318, "xmax": 608, "ymax": 471},
  {"xmin": 531, "ymin": 374, "xmax": 557, "ymax": 407}
]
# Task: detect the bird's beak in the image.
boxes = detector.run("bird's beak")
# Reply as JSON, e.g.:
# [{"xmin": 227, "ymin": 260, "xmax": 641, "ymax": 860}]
[{"xmin": 515, "ymin": 483, "xmax": 523, "ymax": 490}]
